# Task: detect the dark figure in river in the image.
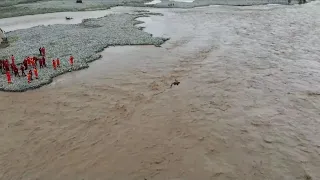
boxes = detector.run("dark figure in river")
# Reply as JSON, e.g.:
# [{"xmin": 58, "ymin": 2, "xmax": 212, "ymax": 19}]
[{"xmin": 170, "ymin": 79, "xmax": 180, "ymax": 88}]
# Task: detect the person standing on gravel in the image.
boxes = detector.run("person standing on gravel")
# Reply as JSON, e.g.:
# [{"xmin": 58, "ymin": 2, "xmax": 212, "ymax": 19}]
[
  {"xmin": 69, "ymin": 56, "xmax": 74, "ymax": 66},
  {"xmin": 39, "ymin": 58, "xmax": 43, "ymax": 68},
  {"xmin": 52, "ymin": 59, "xmax": 57, "ymax": 70},
  {"xmin": 39, "ymin": 47, "xmax": 42, "ymax": 56},
  {"xmin": 33, "ymin": 56, "xmax": 38, "ymax": 67},
  {"xmin": 6, "ymin": 71, "xmax": 12, "ymax": 84},
  {"xmin": 23, "ymin": 58, "xmax": 28, "ymax": 70},
  {"xmin": 42, "ymin": 56, "xmax": 47, "ymax": 67},
  {"xmin": 13, "ymin": 66, "xmax": 20, "ymax": 77},
  {"xmin": 56, "ymin": 58, "xmax": 60, "ymax": 67},
  {"xmin": 20, "ymin": 65, "xmax": 26, "ymax": 76},
  {"xmin": 4, "ymin": 59, "xmax": 9, "ymax": 72},
  {"xmin": 41, "ymin": 47, "xmax": 46, "ymax": 56},
  {"xmin": 11, "ymin": 55, "xmax": 15, "ymax": 65},
  {"xmin": 33, "ymin": 67, "xmax": 38, "ymax": 79},
  {"xmin": 0, "ymin": 60, "xmax": 2, "ymax": 73},
  {"xmin": 28, "ymin": 69, "xmax": 33, "ymax": 80},
  {"xmin": 27, "ymin": 72, "xmax": 31, "ymax": 83},
  {"xmin": 31, "ymin": 59, "xmax": 36, "ymax": 68},
  {"xmin": 10, "ymin": 63, "xmax": 15, "ymax": 73}
]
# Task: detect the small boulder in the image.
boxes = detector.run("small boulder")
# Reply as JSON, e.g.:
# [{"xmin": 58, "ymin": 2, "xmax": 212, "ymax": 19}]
[{"xmin": 76, "ymin": 0, "xmax": 82, "ymax": 3}]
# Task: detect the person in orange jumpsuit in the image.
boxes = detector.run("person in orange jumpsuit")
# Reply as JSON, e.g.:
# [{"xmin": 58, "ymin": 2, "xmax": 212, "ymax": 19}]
[
  {"xmin": 39, "ymin": 58, "xmax": 43, "ymax": 68},
  {"xmin": 52, "ymin": 59, "xmax": 57, "ymax": 70},
  {"xmin": 69, "ymin": 56, "xmax": 74, "ymax": 66},
  {"xmin": 31, "ymin": 59, "xmax": 36, "ymax": 68},
  {"xmin": 0, "ymin": 60, "xmax": 4, "ymax": 72},
  {"xmin": 4, "ymin": 60, "xmax": 10, "ymax": 72},
  {"xmin": 41, "ymin": 47, "xmax": 46, "ymax": 56},
  {"xmin": 42, "ymin": 56, "xmax": 47, "ymax": 67},
  {"xmin": 56, "ymin": 58, "xmax": 60, "ymax": 67},
  {"xmin": 11, "ymin": 55, "xmax": 15, "ymax": 65},
  {"xmin": 0, "ymin": 60, "xmax": 3, "ymax": 72},
  {"xmin": 13, "ymin": 66, "xmax": 20, "ymax": 77},
  {"xmin": 33, "ymin": 56, "xmax": 38, "ymax": 66},
  {"xmin": 27, "ymin": 72, "xmax": 31, "ymax": 83},
  {"xmin": 10, "ymin": 63, "xmax": 15, "ymax": 73},
  {"xmin": 28, "ymin": 70, "xmax": 33, "ymax": 80},
  {"xmin": 20, "ymin": 65, "xmax": 26, "ymax": 76},
  {"xmin": 23, "ymin": 58, "xmax": 28, "ymax": 70},
  {"xmin": 33, "ymin": 67, "xmax": 38, "ymax": 79},
  {"xmin": 6, "ymin": 71, "xmax": 12, "ymax": 84},
  {"xmin": 27, "ymin": 56, "xmax": 31, "ymax": 66}
]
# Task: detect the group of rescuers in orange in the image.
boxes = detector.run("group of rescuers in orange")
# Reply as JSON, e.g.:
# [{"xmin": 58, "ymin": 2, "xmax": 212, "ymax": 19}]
[{"xmin": 0, "ymin": 47, "xmax": 74, "ymax": 84}]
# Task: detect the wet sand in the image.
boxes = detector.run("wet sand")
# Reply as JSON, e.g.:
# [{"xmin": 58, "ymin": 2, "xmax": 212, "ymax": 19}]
[{"xmin": 1, "ymin": 3, "xmax": 320, "ymax": 180}]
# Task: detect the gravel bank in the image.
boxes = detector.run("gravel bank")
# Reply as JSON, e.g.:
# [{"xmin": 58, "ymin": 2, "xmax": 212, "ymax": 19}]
[
  {"xmin": 0, "ymin": 0, "xmax": 152, "ymax": 19},
  {"xmin": 0, "ymin": 11, "xmax": 168, "ymax": 92}
]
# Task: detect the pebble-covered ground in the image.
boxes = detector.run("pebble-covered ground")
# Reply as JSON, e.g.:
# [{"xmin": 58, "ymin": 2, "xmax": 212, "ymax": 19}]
[
  {"xmin": 0, "ymin": 11, "xmax": 168, "ymax": 92},
  {"xmin": 0, "ymin": 0, "xmax": 151, "ymax": 19}
]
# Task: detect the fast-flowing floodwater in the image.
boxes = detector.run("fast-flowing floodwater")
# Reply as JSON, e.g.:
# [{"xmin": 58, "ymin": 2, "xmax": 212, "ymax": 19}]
[{"xmin": 1, "ymin": 2, "xmax": 320, "ymax": 180}]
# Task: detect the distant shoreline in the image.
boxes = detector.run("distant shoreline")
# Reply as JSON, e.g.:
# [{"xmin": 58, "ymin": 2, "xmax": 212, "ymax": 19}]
[{"xmin": 0, "ymin": 0, "xmax": 311, "ymax": 19}]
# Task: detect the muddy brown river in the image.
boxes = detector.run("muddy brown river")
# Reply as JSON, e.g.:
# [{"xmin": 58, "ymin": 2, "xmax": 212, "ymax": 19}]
[{"xmin": 1, "ymin": 3, "xmax": 320, "ymax": 180}]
